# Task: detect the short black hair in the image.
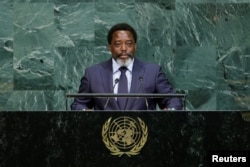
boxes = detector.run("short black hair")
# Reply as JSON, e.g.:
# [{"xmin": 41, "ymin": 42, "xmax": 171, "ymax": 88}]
[{"xmin": 107, "ymin": 23, "xmax": 137, "ymax": 44}]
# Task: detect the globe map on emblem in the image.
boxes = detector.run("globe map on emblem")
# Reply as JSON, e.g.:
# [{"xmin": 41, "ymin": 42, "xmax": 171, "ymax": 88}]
[{"xmin": 108, "ymin": 116, "xmax": 142, "ymax": 150}]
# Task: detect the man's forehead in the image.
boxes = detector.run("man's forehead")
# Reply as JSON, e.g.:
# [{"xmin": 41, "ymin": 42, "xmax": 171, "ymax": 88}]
[{"xmin": 112, "ymin": 30, "xmax": 134, "ymax": 40}]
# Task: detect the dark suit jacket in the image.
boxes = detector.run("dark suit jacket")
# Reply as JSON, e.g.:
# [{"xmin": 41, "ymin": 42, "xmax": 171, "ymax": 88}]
[{"xmin": 71, "ymin": 58, "xmax": 183, "ymax": 110}]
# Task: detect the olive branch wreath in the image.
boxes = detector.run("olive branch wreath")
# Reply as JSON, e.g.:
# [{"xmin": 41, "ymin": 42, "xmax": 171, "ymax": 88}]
[{"xmin": 102, "ymin": 117, "xmax": 148, "ymax": 157}]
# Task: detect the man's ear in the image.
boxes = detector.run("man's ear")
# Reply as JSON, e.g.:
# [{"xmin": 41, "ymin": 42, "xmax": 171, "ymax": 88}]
[{"xmin": 108, "ymin": 45, "xmax": 111, "ymax": 51}]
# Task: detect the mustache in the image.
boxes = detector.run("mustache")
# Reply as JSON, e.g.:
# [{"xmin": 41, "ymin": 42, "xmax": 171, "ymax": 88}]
[{"xmin": 116, "ymin": 53, "xmax": 133, "ymax": 58}]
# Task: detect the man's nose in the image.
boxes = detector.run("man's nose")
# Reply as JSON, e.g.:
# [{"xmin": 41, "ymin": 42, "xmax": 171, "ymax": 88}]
[{"xmin": 120, "ymin": 43, "xmax": 127, "ymax": 51}]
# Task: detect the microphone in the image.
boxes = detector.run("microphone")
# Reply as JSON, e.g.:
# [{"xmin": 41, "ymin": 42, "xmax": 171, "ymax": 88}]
[
  {"xmin": 139, "ymin": 77, "xmax": 149, "ymax": 110},
  {"xmin": 104, "ymin": 78, "xmax": 119, "ymax": 109}
]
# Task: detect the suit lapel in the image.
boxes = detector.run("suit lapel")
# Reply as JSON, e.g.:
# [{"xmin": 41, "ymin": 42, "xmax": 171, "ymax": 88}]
[
  {"xmin": 101, "ymin": 59, "xmax": 113, "ymax": 93},
  {"xmin": 125, "ymin": 58, "xmax": 145, "ymax": 110},
  {"xmin": 101, "ymin": 58, "xmax": 145, "ymax": 110},
  {"xmin": 100, "ymin": 59, "xmax": 120, "ymax": 110}
]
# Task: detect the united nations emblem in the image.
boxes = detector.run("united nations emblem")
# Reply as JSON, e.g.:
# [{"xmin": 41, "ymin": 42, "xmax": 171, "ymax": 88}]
[{"xmin": 102, "ymin": 116, "xmax": 148, "ymax": 157}]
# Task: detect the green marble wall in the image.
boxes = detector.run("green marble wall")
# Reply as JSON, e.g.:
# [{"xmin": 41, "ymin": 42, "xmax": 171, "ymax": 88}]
[{"xmin": 0, "ymin": 0, "xmax": 250, "ymax": 111}]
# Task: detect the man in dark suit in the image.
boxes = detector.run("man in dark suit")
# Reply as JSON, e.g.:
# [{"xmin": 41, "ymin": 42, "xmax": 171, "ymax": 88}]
[{"xmin": 71, "ymin": 23, "xmax": 183, "ymax": 111}]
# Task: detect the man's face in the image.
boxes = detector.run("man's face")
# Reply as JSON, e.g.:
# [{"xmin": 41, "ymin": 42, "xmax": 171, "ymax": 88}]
[{"xmin": 109, "ymin": 30, "xmax": 136, "ymax": 64}]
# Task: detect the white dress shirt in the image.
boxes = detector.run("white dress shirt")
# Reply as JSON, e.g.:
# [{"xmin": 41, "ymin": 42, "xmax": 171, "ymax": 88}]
[{"xmin": 112, "ymin": 58, "xmax": 134, "ymax": 94}]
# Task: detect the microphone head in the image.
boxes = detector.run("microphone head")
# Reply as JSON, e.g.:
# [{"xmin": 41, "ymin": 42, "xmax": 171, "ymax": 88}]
[
  {"xmin": 115, "ymin": 78, "xmax": 119, "ymax": 83},
  {"xmin": 139, "ymin": 77, "xmax": 143, "ymax": 81}
]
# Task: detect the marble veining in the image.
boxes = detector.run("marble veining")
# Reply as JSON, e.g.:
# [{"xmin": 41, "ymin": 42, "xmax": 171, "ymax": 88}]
[{"xmin": 0, "ymin": 1, "xmax": 249, "ymax": 110}]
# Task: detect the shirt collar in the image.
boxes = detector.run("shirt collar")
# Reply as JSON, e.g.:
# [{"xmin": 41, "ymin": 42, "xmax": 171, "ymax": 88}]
[{"xmin": 112, "ymin": 58, "xmax": 134, "ymax": 73}]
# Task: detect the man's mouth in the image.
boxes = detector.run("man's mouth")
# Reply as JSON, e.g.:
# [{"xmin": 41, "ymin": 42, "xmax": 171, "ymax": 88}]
[{"xmin": 117, "ymin": 53, "xmax": 132, "ymax": 58}]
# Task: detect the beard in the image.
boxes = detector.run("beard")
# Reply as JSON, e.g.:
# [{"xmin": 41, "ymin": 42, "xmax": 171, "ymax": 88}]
[{"xmin": 114, "ymin": 53, "xmax": 134, "ymax": 67}]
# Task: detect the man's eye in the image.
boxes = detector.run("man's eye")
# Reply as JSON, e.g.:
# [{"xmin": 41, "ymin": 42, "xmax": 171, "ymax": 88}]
[
  {"xmin": 126, "ymin": 43, "xmax": 133, "ymax": 47},
  {"xmin": 114, "ymin": 43, "xmax": 121, "ymax": 47}
]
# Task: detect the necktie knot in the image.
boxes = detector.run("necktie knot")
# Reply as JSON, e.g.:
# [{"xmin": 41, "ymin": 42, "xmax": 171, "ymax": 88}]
[{"xmin": 119, "ymin": 66, "xmax": 127, "ymax": 73}]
